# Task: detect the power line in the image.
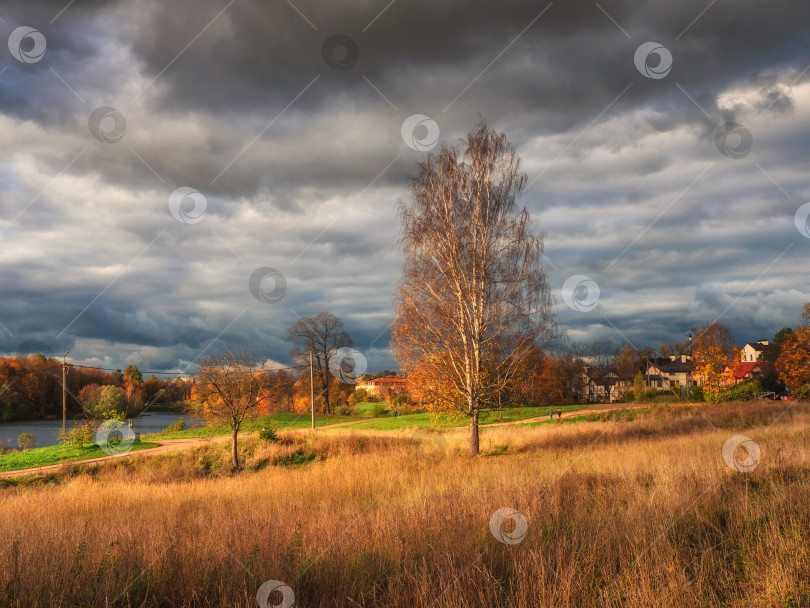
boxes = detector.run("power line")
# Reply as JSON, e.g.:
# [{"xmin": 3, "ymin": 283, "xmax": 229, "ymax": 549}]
[{"xmin": 66, "ymin": 362, "xmax": 310, "ymax": 376}]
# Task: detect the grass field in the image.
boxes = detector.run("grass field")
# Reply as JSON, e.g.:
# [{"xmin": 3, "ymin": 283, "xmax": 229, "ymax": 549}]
[
  {"xmin": 145, "ymin": 412, "xmax": 343, "ymax": 440},
  {"xmin": 0, "ymin": 400, "xmax": 807, "ymax": 607},
  {"xmin": 0, "ymin": 439, "xmax": 159, "ymax": 472},
  {"xmin": 340, "ymin": 404, "xmax": 585, "ymax": 430},
  {"xmin": 0, "ymin": 405, "xmax": 576, "ymax": 473},
  {"xmin": 146, "ymin": 403, "xmax": 582, "ymax": 439}
]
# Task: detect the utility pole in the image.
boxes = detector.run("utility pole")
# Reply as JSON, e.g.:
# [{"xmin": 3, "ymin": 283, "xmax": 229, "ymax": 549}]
[
  {"xmin": 498, "ymin": 369, "xmax": 503, "ymax": 420},
  {"xmin": 310, "ymin": 350, "xmax": 315, "ymax": 429},
  {"xmin": 62, "ymin": 351, "xmax": 69, "ymax": 434}
]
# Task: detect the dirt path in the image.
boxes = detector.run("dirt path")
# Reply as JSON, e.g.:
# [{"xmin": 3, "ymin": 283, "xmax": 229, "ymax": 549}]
[
  {"xmin": 315, "ymin": 418, "xmax": 387, "ymax": 430},
  {"xmin": 480, "ymin": 402, "xmax": 653, "ymax": 427}
]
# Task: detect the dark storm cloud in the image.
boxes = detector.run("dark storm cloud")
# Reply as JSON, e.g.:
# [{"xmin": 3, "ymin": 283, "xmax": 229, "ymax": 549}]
[{"xmin": 119, "ymin": 0, "xmax": 810, "ymax": 127}]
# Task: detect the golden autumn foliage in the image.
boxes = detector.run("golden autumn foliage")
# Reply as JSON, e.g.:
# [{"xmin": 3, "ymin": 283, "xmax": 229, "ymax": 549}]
[
  {"xmin": 404, "ymin": 352, "xmax": 463, "ymax": 413},
  {"xmin": 775, "ymin": 325, "xmax": 810, "ymax": 393},
  {"xmin": 695, "ymin": 345, "xmax": 741, "ymax": 400},
  {"xmin": 691, "ymin": 322, "xmax": 738, "ymax": 400}
]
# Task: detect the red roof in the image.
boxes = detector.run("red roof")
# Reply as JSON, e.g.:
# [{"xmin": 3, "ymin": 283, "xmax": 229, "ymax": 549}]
[
  {"xmin": 362, "ymin": 377, "xmax": 407, "ymax": 386},
  {"xmin": 730, "ymin": 361, "xmax": 762, "ymax": 380}
]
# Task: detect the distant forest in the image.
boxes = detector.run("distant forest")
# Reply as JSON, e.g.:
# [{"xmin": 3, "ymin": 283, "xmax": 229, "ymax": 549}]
[{"xmin": 0, "ymin": 357, "xmax": 191, "ymax": 421}]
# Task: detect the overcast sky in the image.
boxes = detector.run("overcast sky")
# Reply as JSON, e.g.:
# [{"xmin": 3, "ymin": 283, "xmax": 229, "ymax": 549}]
[{"xmin": 1, "ymin": 0, "xmax": 809, "ymax": 374}]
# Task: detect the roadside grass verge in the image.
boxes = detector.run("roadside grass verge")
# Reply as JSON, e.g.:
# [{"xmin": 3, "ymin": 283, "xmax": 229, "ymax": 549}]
[
  {"xmin": 146, "ymin": 402, "xmax": 425, "ymax": 440},
  {"xmin": 145, "ymin": 412, "xmax": 347, "ymax": 440},
  {"xmin": 340, "ymin": 405, "xmax": 585, "ymax": 430},
  {"xmin": 0, "ymin": 440, "xmax": 159, "ymax": 472}
]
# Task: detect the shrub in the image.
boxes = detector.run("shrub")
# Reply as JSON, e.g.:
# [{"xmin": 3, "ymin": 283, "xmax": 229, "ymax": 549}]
[
  {"xmin": 335, "ymin": 405, "xmax": 358, "ymax": 417},
  {"xmin": 633, "ymin": 372, "xmax": 646, "ymax": 400},
  {"xmin": 717, "ymin": 379, "xmax": 760, "ymax": 402},
  {"xmin": 58, "ymin": 420, "xmax": 97, "ymax": 451},
  {"xmin": 392, "ymin": 395, "xmax": 410, "ymax": 408},
  {"xmin": 617, "ymin": 391, "xmax": 636, "ymax": 403},
  {"xmin": 273, "ymin": 448, "xmax": 316, "ymax": 467},
  {"xmin": 162, "ymin": 418, "xmax": 186, "ymax": 433},
  {"xmin": 348, "ymin": 388, "xmax": 369, "ymax": 406},
  {"xmin": 371, "ymin": 403, "xmax": 386, "ymax": 417},
  {"xmin": 637, "ymin": 389, "xmax": 680, "ymax": 403},
  {"xmin": 258, "ymin": 427, "xmax": 279, "ymax": 442},
  {"xmin": 17, "ymin": 432, "xmax": 35, "ymax": 451}
]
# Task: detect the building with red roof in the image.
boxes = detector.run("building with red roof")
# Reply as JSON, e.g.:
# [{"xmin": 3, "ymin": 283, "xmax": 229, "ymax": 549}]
[
  {"xmin": 725, "ymin": 361, "xmax": 763, "ymax": 383},
  {"xmin": 356, "ymin": 376, "xmax": 408, "ymax": 396}
]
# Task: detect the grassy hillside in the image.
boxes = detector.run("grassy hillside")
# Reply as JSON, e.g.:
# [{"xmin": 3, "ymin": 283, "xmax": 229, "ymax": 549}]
[{"xmin": 1, "ymin": 400, "xmax": 806, "ymax": 607}]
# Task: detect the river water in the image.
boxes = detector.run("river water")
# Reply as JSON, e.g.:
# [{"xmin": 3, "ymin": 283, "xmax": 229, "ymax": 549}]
[{"xmin": 0, "ymin": 411, "xmax": 205, "ymax": 449}]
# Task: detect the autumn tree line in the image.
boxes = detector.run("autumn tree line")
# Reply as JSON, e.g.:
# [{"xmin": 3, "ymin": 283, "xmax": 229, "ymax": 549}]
[
  {"xmin": 0, "ymin": 358, "xmax": 192, "ymax": 422},
  {"xmin": 0, "ymin": 312, "xmax": 394, "ymax": 424}
]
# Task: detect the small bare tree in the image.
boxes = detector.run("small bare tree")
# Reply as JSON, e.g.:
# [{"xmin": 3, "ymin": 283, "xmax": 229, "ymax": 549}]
[
  {"xmin": 287, "ymin": 312, "xmax": 353, "ymax": 414},
  {"xmin": 393, "ymin": 121, "xmax": 554, "ymax": 455},
  {"xmin": 194, "ymin": 350, "xmax": 269, "ymax": 468}
]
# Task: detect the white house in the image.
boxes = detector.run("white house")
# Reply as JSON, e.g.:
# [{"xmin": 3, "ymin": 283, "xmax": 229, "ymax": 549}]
[{"xmin": 740, "ymin": 340, "xmax": 769, "ymax": 362}]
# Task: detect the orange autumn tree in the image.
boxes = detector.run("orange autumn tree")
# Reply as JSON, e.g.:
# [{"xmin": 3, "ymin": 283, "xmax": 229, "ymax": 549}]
[
  {"xmin": 775, "ymin": 325, "xmax": 810, "ymax": 395},
  {"xmin": 405, "ymin": 351, "xmax": 465, "ymax": 413},
  {"xmin": 256, "ymin": 369, "xmax": 296, "ymax": 414},
  {"xmin": 692, "ymin": 322, "xmax": 738, "ymax": 402}
]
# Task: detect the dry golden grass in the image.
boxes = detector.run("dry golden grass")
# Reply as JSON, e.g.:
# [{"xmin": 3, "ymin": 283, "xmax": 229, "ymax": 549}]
[{"xmin": 1, "ymin": 401, "xmax": 808, "ymax": 607}]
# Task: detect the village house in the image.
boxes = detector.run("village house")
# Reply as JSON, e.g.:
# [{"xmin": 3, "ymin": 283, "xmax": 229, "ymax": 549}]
[
  {"xmin": 610, "ymin": 375, "xmax": 636, "ymax": 402},
  {"xmin": 646, "ymin": 354, "xmax": 697, "ymax": 389},
  {"xmin": 725, "ymin": 360, "xmax": 763, "ymax": 384},
  {"xmin": 356, "ymin": 376, "xmax": 408, "ymax": 397},
  {"xmin": 581, "ymin": 367, "xmax": 635, "ymax": 402},
  {"xmin": 740, "ymin": 340, "xmax": 769, "ymax": 362}
]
